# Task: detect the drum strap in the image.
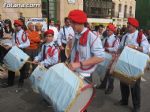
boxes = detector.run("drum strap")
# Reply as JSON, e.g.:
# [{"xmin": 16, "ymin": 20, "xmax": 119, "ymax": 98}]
[
  {"xmin": 42, "ymin": 45, "xmax": 46, "ymax": 61},
  {"xmin": 14, "ymin": 32, "xmax": 17, "ymax": 44},
  {"xmin": 104, "ymin": 38, "xmax": 109, "ymax": 48},
  {"xmin": 123, "ymin": 35, "xmax": 128, "ymax": 47},
  {"xmin": 73, "ymin": 38, "xmax": 79, "ymax": 62},
  {"xmin": 62, "ymin": 26, "xmax": 66, "ymax": 41}
]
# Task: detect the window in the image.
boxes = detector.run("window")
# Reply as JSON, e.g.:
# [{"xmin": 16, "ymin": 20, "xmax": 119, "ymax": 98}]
[
  {"xmin": 129, "ymin": 6, "xmax": 132, "ymax": 17},
  {"xmin": 124, "ymin": 5, "xmax": 127, "ymax": 18},
  {"xmin": 118, "ymin": 4, "xmax": 122, "ymax": 12},
  {"xmin": 41, "ymin": 0, "xmax": 57, "ymax": 19},
  {"xmin": 83, "ymin": 0, "xmax": 112, "ymax": 18},
  {"xmin": 112, "ymin": 2, "xmax": 115, "ymax": 17}
]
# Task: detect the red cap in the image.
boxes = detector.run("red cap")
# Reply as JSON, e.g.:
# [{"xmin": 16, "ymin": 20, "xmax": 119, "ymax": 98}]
[
  {"xmin": 107, "ymin": 23, "xmax": 116, "ymax": 32},
  {"xmin": 128, "ymin": 18, "xmax": 139, "ymax": 28},
  {"xmin": 14, "ymin": 20, "xmax": 23, "ymax": 26},
  {"xmin": 68, "ymin": 10, "xmax": 87, "ymax": 24},
  {"xmin": 44, "ymin": 29, "xmax": 54, "ymax": 36}
]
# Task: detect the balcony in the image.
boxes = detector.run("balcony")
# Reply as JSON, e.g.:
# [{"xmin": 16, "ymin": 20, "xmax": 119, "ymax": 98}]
[{"xmin": 112, "ymin": 12, "xmax": 134, "ymax": 18}]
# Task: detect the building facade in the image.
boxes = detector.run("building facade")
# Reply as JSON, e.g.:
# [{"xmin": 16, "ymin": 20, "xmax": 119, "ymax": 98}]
[
  {"xmin": 0, "ymin": 0, "xmax": 42, "ymax": 21},
  {"xmin": 0, "ymin": 0, "xmax": 135, "ymax": 27},
  {"xmin": 112, "ymin": 0, "xmax": 136, "ymax": 27},
  {"xmin": 83, "ymin": 0, "xmax": 112, "ymax": 18},
  {"xmin": 0, "ymin": 0, "xmax": 83, "ymax": 26}
]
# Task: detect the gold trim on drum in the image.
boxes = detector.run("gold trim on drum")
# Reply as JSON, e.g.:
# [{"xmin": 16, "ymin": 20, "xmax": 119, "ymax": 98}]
[{"xmin": 112, "ymin": 71, "xmax": 143, "ymax": 85}]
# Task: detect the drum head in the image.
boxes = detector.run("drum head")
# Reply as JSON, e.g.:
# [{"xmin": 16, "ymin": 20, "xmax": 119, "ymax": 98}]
[{"xmin": 69, "ymin": 83, "xmax": 94, "ymax": 112}]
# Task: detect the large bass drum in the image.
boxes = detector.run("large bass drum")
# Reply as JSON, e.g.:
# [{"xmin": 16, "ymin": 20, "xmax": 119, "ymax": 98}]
[{"xmin": 30, "ymin": 63, "xmax": 95, "ymax": 112}]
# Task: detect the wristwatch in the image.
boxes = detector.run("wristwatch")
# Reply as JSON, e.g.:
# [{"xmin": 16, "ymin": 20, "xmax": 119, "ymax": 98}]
[{"xmin": 80, "ymin": 61, "xmax": 83, "ymax": 67}]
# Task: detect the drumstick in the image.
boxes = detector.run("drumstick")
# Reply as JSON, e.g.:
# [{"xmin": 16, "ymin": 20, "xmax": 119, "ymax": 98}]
[
  {"xmin": 26, "ymin": 60, "xmax": 39, "ymax": 65},
  {"xmin": 20, "ymin": 58, "xmax": 39, "ymax": 65}
]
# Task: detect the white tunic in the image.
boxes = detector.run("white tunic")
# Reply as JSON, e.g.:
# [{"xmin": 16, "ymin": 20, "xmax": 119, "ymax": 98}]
[
  {"xmin": 34, "ymin": 42, "xmax": 58, "ymax": 67},
  {"xmin": 119, "ymin": 30, "xmax": 149, "ymax": 54},
  {"xmin": 57, "ymin": 26, "xmax": 74, "ymax": 46},
  {"xmin": 71, "ymin": 28, "xmax": 105, "ymax": 75},
  {"xmin": 12, "ymin": 29, "xmax": 30, "ymax": 49},
  {"xmin": 103, "ymin": 34, "xmax": 120, "ymax": 52}
]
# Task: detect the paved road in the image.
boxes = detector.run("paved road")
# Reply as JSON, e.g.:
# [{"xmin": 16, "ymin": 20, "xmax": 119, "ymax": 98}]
[{"xmin": 0, "ymin": 71, "xmax": 150, "ymax": 112}]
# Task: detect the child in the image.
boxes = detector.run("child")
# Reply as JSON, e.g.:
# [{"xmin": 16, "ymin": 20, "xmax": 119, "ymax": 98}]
[{"xmin": 33, "ymin": 29, "xmax": 59, "ymax": 68}]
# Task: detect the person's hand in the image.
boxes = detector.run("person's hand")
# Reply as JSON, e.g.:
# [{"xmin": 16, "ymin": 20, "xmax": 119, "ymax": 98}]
[
  {"xmin": 128, "ymin": 45, "xmax": 137, "ymax": 49},
  {"xmin": 40, "ymin": 40, "xmax": 44, "ymax": 43},
  {"xmin": 59, "ymin": 46, "xmax": 64, "ymax": 50},
  {"xmin": 69, "ymin": 62, "xmax": 81, "ymax": 71},
  {"xmin": 38, "ymin": 62, "xmax": 45, "ymax": 67},
  {"xmin": 33, "ymin": 60, "xmax": 39, "ymax": 63},
  {"xmin": 16, "ymin": 44, "xmax": 19, "ymax": 48},
  {"xmin": 3, "ymin": 45, "xmax": 11, "ymax": 50}
]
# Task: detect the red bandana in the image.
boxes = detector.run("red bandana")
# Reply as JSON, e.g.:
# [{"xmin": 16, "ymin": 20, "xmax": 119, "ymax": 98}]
[{"xmin": 79, "ymin": 30, "xmax": 90, "ymax": 46}]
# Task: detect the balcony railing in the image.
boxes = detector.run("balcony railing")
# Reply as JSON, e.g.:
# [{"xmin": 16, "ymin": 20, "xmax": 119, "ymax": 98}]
[{"xmin": 112, "ymin": 12, "xmax": 134, "ymax": 18}]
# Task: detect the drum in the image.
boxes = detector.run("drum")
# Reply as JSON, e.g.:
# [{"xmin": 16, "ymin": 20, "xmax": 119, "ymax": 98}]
[
  {"xmin": 3, "ymin": 46, "xmax": 29, "ymax": 72},
  {"xmin": 30, "ymin": 65, "xmax": 48, "ymax": 93},
  {"xmin": 30, "ymin": 63, "xmax": 94, "ymax": 112},
  {"xmin": 92, "ymin": 52, "xmax": 112, "ymax": 86},
  {"xmin": 112, "ymin": 46, "xmax": 150, "ymax": 85}
]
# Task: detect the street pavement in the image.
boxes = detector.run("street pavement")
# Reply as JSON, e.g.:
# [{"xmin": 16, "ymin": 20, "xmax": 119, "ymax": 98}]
[{"xmin": 0, "ymin": 70, "xmax": 150, "ymax": 112}]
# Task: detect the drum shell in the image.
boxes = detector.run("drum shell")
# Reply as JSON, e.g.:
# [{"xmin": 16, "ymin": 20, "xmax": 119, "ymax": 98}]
[
  {"xmin": 3, "ymin": 46, "xmax": 29, "ymax": 72},
  {"xmin": 30, "ymin": 63, "xmax": 94, "ymax": 112}
]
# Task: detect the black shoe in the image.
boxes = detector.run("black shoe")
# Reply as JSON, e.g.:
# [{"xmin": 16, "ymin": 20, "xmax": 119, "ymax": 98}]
[
  {"xmin": 105, "ymin": 88, "xmax": 113, "ymax": 95},
  {"xmin": 132, "ymin": 108, "xmax": 140, "ymax": 112},
  {"xmin": 0, "ymin": 83, "xmax": 13, "ymax": 88},
  {"xmin": 115, "ymin": 100, "xmax": 128, "ymax": 106}
]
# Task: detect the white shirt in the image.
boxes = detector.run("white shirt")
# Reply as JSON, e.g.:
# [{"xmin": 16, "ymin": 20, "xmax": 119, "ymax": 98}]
[
  {"xmin": 119, "ymin": 30, "xmax": 149, "ymax": 54},
  {"xmin": 71, "ymin": 27, "xmax": 105, "ymax": 75},
  {"xmin": 93, "ymin": 31, "xmax": 104, "ymax": 40},
  {"xmin": 57, "ymin": 26, "xmax": 74, "ymax": 46},
  {"xmin": 103, "ymin": 34, "xmax": 120, "ymax": 52},
  {"xmin": 12, "ymin": 29, "xmax": 30, "ymax": 49},
  {"xmin": 34, "ymin": 41, "xmax": 58, "ymax": 67}
]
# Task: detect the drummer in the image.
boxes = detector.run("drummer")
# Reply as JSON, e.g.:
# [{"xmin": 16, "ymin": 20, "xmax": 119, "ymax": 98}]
[
  {"xmin": 98, "ymin": 23, "xmax": 120, "ymax": 94},
  {"xmin": 1, "ymin": 20, "xmax": 30, "ymax": 88},
  {"xmin": 118, "ymin": 18, "xmax": 149, "ymax": 112},
  {"xmin": 68, "ymin": 9, "xmax": 104, "ymax": 81},
  {"xmin": 33, "ymin": 29, "xmax": 59, "ymax": 68}
]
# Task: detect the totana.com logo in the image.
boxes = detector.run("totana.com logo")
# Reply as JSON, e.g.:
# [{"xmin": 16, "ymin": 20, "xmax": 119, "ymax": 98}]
[{"xmin": 3, "ymin": 3, "xmax": 41, "ymax": 8}]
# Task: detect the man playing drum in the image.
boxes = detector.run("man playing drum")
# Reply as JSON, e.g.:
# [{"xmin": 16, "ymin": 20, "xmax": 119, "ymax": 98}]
[
  {"xmin": 98, "ymin": 23, "xmax": 120, "ymax": 94},
  {"xmin": 2, "ymin": 20, "xmax": 30, "ymax": 88},
  {"xmin": 33, "ymin": 29, "xmax": 59, "ymax": 68},
  {"xmin": 118, "ymin": 18, "xmax": 149, "ymax": 112},
  {"xmin": 68, "ymin": 9, "xmax": 104, "ymax": 82}
]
